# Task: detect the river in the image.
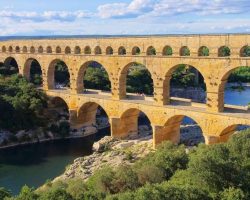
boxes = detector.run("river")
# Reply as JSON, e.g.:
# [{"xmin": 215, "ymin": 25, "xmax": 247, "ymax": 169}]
[
  {"xmin": 0, "ymin": 88, "xmax": 249, "ymax": 195},
  {"xmin": 0, "ymin": 128, "xmax": 109, "ymax": 195}
]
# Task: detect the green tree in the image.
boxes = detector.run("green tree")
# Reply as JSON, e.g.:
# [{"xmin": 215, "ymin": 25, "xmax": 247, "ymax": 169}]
[{"xmin": 0, "ymin": 187, "xmax": 11, "ymax": 200}]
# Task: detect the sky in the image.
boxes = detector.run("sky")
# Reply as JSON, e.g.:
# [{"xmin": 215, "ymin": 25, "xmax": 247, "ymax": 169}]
[{"xmin": 0, "ymin": 0, "xmax": 250, "ymax": 36}]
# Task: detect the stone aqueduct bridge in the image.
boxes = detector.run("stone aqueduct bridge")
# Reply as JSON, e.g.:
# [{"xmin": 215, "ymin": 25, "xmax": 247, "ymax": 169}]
[{"xmin": 0, "ymin": 34, "xmax": 250, "ymax": 148}]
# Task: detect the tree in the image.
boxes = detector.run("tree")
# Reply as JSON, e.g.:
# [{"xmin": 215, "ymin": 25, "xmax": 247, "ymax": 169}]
[{"xmin": 0, "ymin": 187, "xmax": 11, "ymax": 200}]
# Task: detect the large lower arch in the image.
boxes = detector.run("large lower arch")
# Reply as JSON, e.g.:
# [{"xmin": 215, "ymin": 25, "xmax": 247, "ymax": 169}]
[
  {"xmin": 219, "ymin": 124, "xmax": 250, "ymax": 143},
  {"xmin": 48, "ymin": 96, "xmax": 70, "ymax": 121},
  {"xmin": 76, "ymin": 61, "xmax": 111, "ymax": 94},
  {"xmin": 219, "ymin": 66, "xmax": 250, "ymax": 111},
  {"xmin": 163, "ymin": 64, "xmax": 207, "ymax": 105},
  {"xmin": 77, "ymin": 102, "xmax": 110, "ymax": 138},
  {"xmin": 154, "ymin": 115, "xmax": 204, "ymax": 147},
  {"xmin": 112, "ymin": 108, "xmax": 152, "ymax": 139},
  {"xmin": 23, "ymin": 58, "xmax": 43, "ymax": 86},
  {"xmin": 47, "ymin": 59, "xmax": 70, "ymax": 90},
  {"xmin": 118, "ymin": 62, "xmax": 154, "ymax": 99},
  {"xmin": 2, "ymin": 57, "xmax": 19, "ymax": 75}
]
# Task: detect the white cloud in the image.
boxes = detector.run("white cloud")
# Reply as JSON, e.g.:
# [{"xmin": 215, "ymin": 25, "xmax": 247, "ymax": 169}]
[{"xmin": 97, "ymin": 0, "xmax": 250, "ymax": 19}]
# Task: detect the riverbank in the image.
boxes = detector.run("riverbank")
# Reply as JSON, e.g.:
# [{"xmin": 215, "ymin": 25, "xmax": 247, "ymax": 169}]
[
  {"xmin": 0, "ymin": 125, "xmax": 109, "ymax": 150},
  {"xmin": 38, "ymin": 134, "xmax": 154, "ymax": 191}
]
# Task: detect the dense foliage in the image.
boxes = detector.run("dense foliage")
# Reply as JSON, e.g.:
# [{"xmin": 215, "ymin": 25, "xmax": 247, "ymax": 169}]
[
  {"xmin": 228, "ymin": 66, "xmax": 250, "ymax": 83},
  {"xmin": 54, "ymin": 61, "xmax": 70, "ymax": 87},
  {"xmin": 3, "ymin": 129, "xmax": 250, "ymax": 200},
  {"xmin": 126, "ymin": 64, "xmax": 153, "ymax": 95},
  {"xmin": 84, "ymin": 66, "xmax": 111, "ymax": 91},
  {"xmin": 0, "ymin": 75, "xmax": 47, "ymax": 131},
  {"xmin": 171, "ymin": 64, "xmax": 206, "ymax": 89}
]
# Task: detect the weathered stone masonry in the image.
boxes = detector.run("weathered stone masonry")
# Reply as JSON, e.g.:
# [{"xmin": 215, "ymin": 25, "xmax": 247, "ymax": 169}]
[{"xmin": 0, "ymin": 34, "xmax": 250, "ymax": 148}]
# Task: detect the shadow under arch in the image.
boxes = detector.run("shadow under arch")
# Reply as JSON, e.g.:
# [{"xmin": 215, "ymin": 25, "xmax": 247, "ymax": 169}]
[
  {"xmin": 47, "ymin": 59, "xmax": 70, "ymax": 90},
  {"xmin": 155, "ymin": 115, "xmax": 205, "ymax": 146},
  {"xmin": 76, "ymin": 60, "xmax": 111, "ymax": 94},
  {"xmin": 218, "ymin": 65, "xmax": 250, "ymax": 112},
  {"xmin": 49, "ymin": 96, "xmax": 70, "ymax": 121},
  {"xmin": 2, "ymin": 56, "xmax": 19, "ymax": 75},
  {"xmin": 118, "ymin": 61, "xmax": 154, "ymax": 99},
  {"xmin": 163, "ymin": 63, "xmax": 207, "ymax": 105},
  {"xmin": 115, "ymin": 108, "xmax": 152, "ymax": 138},
  {"xmin": 23, "ymin": 58, "xmax": 43, "ymax": 86},
  {"xmin": 77, "ymin": 102, "xmax": 110, "ymax": 138}
]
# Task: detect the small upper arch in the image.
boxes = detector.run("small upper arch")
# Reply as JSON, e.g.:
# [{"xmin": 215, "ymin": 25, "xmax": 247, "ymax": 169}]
[
  {"xmin": 132, "ymin": 46, "xmax": 141, "ymax": 55},
  {"xmin": 147, "ymin": 46, "xmax": 156, "ymax": 56},
  {"xmin": 240, "ymin": 45, "xmax": 250, "ymax": 57},
  {"xmin": 2, "ymin": 46, "xmax": 6, "ymax": 52},
  {"xmin": 47, "ymin": 46, "xmax": 52, "ymax": 53},
  {"xmin": 15, "ymin": 46, "xmax": 20, "ymax": 53},
  {"xmin": 38, "ymin": 46, "xmax": 43, "ymax": 53},
  {"xmin": 30, "ymin": 46, "xmax": 36, "ymax": 53},
  {"xmin": 198, "ymin": 46, "xmax": 209, "ymax": 56},
  {"xmin": 180, "ymin": 46, "xmax": 190, "ymax": 56},
  {"xmin": 65, "ymin": 46, "xmax": 71, "ymax": 54},
  {"xmin": 118, "ymin": 46, "xmax": 126, "ymax": 55},
  {"xmin": 74, "ymin": 46, "xmax": 81, "ymax": 54},
  {"xmin": 8, "ymin": 46, "xmax": 13, "ymax": 53},
  {"xmin": 106, "ymin": 46, "xmax": 113, "ymax": 55},
  {"xmin": 22, "ymin": 46, "xmax": 28, "ymax": 53},
  {"xmin": 218, "ymin": 46, "xmax": 230, "ymax": 57},
  {"xmin": 56, "ymin": 46, "xmax": 61, "ymax": 53},
  {"xmin": 84, "ymin": 46, "xmax": 91, "ymax": 54},
  {"xmin": 162, "ymin": 46, "xmax": 173, "ymax": 56},
  {"xmin": 94, "ymin": 46, "xmax": 102, "ymax": 55}
]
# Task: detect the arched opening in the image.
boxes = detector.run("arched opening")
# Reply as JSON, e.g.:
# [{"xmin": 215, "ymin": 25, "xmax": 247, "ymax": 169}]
[
  {"xmin": 46, "ymin": 46, "xmax": 52, "ymax": 54},
  {"xmin": 65, "ymin": 46, "xmax": 71, "ymax": 54},
  {"xmin": 84, "ymin": 46, "xmax": 91, "ymax": 54},
  {"xmin": 119, "ymin": 62, "xmax": 153, "ymax": 99},
  {"xmin": 30, "ymin": 46, "xmax": 35, "ymax": 54},
  {"xmin": 77, "ymin": 61, "xmax": 111, "ymax": 94},
  {"xmin": 2, "ymin": 46, "xmax": 6, "ymax": 52},
  {"xmin": 74, "ymin": 46, "xmax": 81, "ymax": 54},
  {"xmin": 117, "ymin": 108, "xmax": 152, "ymax": 139},
  {"xmin": 159, "ymin": 115, "xmax": 204, "ymax": 146},
  {"xmin": 219, "ymin": 124, "xmax": 250, "ymax": 143},
  {"xmin": 94, "ymin": 46, "xmax": 102, "ymax": 55},
  {"xmin": 47, "ymin": 60, "xmax": 70, "ymax": 90},
  {"xmin": 165, "ymin": 64, "xmax": 206, "ymax": 105},
  {"xmin": 198, "ymin": 46, "xmax": 209, "ymax": 56},
  {"xmin": 132, "ymin": 46, "xmax": 140, "ymax": 55},
  {"xmin": 162, "ymin": 46, "xmax": 173, "ymax": 56},
  {"xmin": 180, "ymin": 46, "xmax": 190, "ymax": 56},
  {"xmin": 15, "ymin": 46, "xmax": 20, "ymax": 53},
  {"xmin": 147, "ymin": 46, "xmax": 156, "ymax": 56},
  {"xmin": 38, "ymin": 46, "xmax": 43, "ymax": 53},
  {"xmin": 240, "ymin": 45, "xmax": 250, "ymax": 57},
  {"xmin": 24, "ymin": 58, "xmax": 42, "ymax": 86},
  {"xmin": 118, "ymin": 46, "xmax": 126, "ymax": 55},
  {"xmin": 220, "ymin": 66, "xmax": 250, "ymax": 112},
  {"xmin": 22, "ymin": 46, "xmax": 28, "ymax": 53},
  {"xmin": 8, "ymin": 46, "xmax": 13, "ymax": 53},
  {"xmin": 106, "ymin": 46, "xmax": 113, "ymax": 55},
  {"xmin": 47, "ymin": 97, "xmax": 71, "ymax": 138},
  {"xmin": 77, "ymin": 102, "xmax": 110, "ymax": 139},
  {"xmin": 1, "ymin": 57, "xmax": 19, "ymax": 76},
  {"xmin": 218, "ymin": 46, "xmax": 230, "ymax": 57},
  {"xmin": 56, "ymin": 46, "xmax": 61, "ymax": 54}
]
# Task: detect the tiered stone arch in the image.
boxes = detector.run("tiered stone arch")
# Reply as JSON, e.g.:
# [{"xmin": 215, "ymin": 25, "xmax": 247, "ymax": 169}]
[
  {"xmin": 218, "ymin": 62, "xmax": 250, "ymax": 111},
  {"xmin": 118, "ymin": 61, "xmax": 155, "ymax": 99},
  {"xmin": 46, "ymin": 58, "xmax": 71, "ymax": 89},
  {"xmin": 75, "ymin": 60, "xmax": 112, "ymax": 94},
  {"xmin": 154, "ymin": 114, "xmax": 205, "ymax": 146},
  {"xmin": 162, "ymin": 61, "xmax": 208, "ymax": 105},
  {"xmin": 76, "ymin": 101, "xmax": 110, "ymax": 129},
  {"xmin": 23, "ymin": 57, "xmax": 43, "ymax": 81}
]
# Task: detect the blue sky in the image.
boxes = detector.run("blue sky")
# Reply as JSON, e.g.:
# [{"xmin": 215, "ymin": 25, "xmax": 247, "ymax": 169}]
[{"xmin": 0, "ymin": 0, "xmax": 250, "ymax": 36}]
